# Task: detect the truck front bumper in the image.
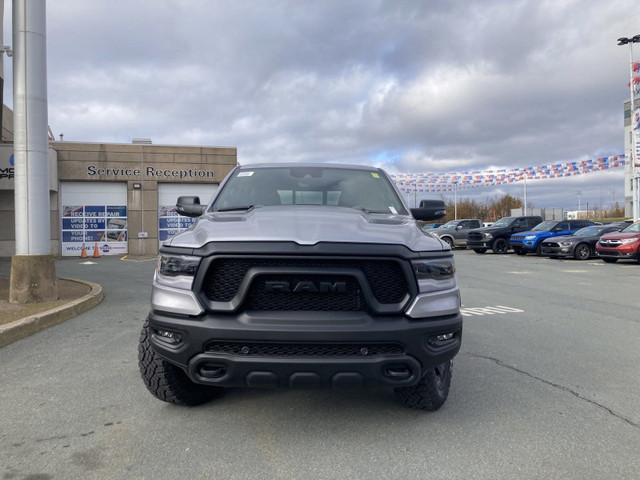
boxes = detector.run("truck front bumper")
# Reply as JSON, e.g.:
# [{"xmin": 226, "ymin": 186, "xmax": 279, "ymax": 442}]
[{"xmin": 148, "ymin": 310, "xmax": 462, "ymax": 389}]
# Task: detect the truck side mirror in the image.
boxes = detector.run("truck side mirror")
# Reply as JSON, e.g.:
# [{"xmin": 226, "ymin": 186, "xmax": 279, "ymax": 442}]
[
  {"xmin": 176, "ymin": 196, "xmax": 206, "ymax": 217},
  {"xmin": 411, "ymin": 200, "xmax": 446, "ymax": 221}
]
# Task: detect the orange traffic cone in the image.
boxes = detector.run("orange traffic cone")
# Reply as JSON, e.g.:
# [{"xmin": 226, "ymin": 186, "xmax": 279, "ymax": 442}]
[
  {"xmin": 92, "ymin": 242, "xmax": 100, "ymax": 258},
  {"xmin": 80, "ymin": 243, "xmax": 87, "ymax": 258}
]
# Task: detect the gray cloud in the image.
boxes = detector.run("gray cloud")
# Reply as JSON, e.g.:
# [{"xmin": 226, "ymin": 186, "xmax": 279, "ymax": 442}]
[{"xmin": 2, "ymin": 0, "xmax": 637, "ymax": 210}]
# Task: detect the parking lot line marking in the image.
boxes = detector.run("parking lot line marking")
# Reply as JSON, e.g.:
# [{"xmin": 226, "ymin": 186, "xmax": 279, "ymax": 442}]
[{"xmin": 461, "ymin": 305, "xmax": 524, "ymax": 317}]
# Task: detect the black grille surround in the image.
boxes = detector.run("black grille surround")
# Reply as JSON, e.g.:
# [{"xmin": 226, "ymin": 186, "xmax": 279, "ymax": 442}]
[{"xmin": 194, "ymin": 255, "xmax": 417, "ymax": 315}]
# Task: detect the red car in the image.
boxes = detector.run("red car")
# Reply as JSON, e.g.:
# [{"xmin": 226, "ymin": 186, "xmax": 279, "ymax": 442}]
[{"xmin": 595, "ymin": 221, "xmax": 640, "ymax": 263}]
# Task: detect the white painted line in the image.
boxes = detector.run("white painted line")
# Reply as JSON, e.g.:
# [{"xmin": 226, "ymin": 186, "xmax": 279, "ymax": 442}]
[{"xmin": 460, "ymin": 305, "xmax": 525, "ymax": 317}]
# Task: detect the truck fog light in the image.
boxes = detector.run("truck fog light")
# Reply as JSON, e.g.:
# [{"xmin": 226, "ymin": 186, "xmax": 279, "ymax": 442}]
[
  {"xmin": 427, "ymin": 332, "xmax": 457, "ymax": 347},
  {"xmin": 154, "ymin": 328, "xmax": 183, "ymax": 345}
]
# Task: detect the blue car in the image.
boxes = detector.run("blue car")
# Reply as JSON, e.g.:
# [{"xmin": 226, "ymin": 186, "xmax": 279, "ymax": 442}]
[{"xmin": 509, "ymin": 219, "xmax": 594, "ymax": 255}]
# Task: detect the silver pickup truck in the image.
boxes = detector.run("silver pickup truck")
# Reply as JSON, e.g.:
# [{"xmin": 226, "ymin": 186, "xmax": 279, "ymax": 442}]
[
  {"xmin": 139, "ymin": 163, "xmax": 462, "ymax": 411},
  {"xmin": 430, "ymin": 219, "xmax": 483, "ymax": 248}
]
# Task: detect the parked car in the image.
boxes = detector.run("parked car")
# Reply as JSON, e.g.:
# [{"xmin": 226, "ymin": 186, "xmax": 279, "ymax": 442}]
[
  {"xmin": 430, "ymin": 218, "xmax": 483, "ymax": 248},
  {"xmin": 421, "ymin": 222, "xmax": 444, "ymax": 230},
  {"xmin": 466, "ymin": 215, "xmax": 543, "ymax": 254},
  {"xmin": 540, "ymin": 223, "xmax": 627, "ymax": 260},
  {"xmin": 509, "ymin": 219, "xmax": 594, "ymax": 255},
  {"xmin": 595, "ymin": 221, "xmax": 640, "ymax": 263}
]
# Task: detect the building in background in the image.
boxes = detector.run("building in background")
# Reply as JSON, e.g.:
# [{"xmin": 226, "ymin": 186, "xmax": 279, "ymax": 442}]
[
  {"xmin": 624, "ymin": 96, "xmax": 640, "ymax": 218},
  {"xmin": 0, "ymin": 108, "xmax": 237, "ymax": 257}
]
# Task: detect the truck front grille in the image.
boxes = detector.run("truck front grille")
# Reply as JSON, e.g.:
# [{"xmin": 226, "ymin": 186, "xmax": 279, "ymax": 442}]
[
  {"xmin": 202, "ymin": 257, "xmax": 409, "ymax": 311},
  {"xmin": 243, "ymin": 274, "xmax": 367, "ymax": 311},
  {"xmin": 205, "ymin": 341, "xmax": 405, "ymax": 357},
  {"xmin": 467, "ymin": 232, "xmax": 482, "ymax": 242}
]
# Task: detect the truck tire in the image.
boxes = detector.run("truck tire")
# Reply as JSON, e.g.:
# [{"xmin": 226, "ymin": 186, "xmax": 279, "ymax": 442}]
[
  {"xmin": 138, "ymin": 320, "xmax": 223, "ymax": 406},
  {"xmin": 492, "ymin": 238, "xmax": 508, "ymax": 254},
  {"xmin": 440, "ymin": 236, "xmax": 453, "ymax": 248},
  {"xmin": 394, "ymin": 360, "xmax": 452, "ymax": 411}
]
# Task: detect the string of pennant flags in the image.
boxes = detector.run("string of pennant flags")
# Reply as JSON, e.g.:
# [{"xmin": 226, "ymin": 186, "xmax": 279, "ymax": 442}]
[{"xmin": 391, "ymin": 155, "xmax": 627, "ymax": 193}]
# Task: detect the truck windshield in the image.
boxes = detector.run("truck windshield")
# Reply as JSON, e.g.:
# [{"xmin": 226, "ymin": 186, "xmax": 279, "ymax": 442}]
[
  {"xmin": 212, "ymin": 166, "xmax": 408, "ymax": 215},
  {"xmin": 492, "ymin": 217, "xmax": 514, "ymax": 227},
  {"xmin": 438, "ymin": 221, "xmax": 460, "ymax": 229}
]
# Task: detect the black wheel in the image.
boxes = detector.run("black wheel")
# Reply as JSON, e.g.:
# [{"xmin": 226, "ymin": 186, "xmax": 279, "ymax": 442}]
[
  {"xmin": 492, "ymin": 238, "xmax": 509, "ymax": 254},
  {"xmin": 602, "ymin": 258, "xmax": 618, "ymax": 263},
  {"xmin": 573, "ymin": 243, "xmax": 591, "ymax": 260},
  {"xmin": 535, "ymin": 243, "xmax": 544, "ymax": 256},
  {"xmin": 440, "ymin": 237, "xmax": 453, "ymax": 248},
  {"xmin": 473, "ymin": 248, "xmax": 487, "ymax": 254},
  {"xmin": 395, "ymin": 360, "xmax": 453, "ymax": 411},
  {"xmin": 138, "ymin": 319, "xmax": 223, "ymax": 406}
]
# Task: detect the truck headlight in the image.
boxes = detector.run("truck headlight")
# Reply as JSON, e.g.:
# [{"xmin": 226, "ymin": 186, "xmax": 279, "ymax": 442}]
[
  {"xmin": 483, "ymin": 233, "xmax": 493, "ymax": 239},
  {"xmin": 524, "ymin": 235, "xmax": 537, "ymax": 240},
  {"xmin": 155, "ymin": 254, "xmax": 201, "ymax": 290},
  {"xmin": 412, "ymin": 258, "xmax": 457, "ymax": 293}
]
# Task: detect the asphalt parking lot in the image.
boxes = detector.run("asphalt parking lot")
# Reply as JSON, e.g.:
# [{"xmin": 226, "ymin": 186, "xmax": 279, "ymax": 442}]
[{"xmin": 1, "ymin": 251, "xmax": 639, "ymax": 480}]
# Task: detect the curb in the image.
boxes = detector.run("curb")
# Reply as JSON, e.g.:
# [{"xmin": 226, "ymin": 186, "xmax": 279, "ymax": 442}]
[{"xmin": 0, "ymin": 278, "xmax": 104, "ymax": 348}]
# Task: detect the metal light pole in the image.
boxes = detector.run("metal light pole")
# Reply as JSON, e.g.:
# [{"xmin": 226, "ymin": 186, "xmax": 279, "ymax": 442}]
[
  {"xmin": 453, "ymin": 184, "xmax": 457, "ymax": 220},
  {"xmin": 9, "ymin": 0, "xmax": 57, "ymax": 303},
  {"xmin": 523, "ymin": 175, "xmax": 528, "ymax": 216},
  {"xmin": 618, "ymin": 35, "xmax": 640, "ymax": 221}
]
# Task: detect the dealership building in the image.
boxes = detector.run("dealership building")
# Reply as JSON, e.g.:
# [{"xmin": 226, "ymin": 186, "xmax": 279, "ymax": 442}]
[{"xmin": 0, "ymin": 108, "xmax": 237, "ymax": 257}]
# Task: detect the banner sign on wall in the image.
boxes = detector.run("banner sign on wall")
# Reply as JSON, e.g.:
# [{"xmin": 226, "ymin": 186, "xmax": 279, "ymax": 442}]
[
  {"xmin": 61, "ymin": 205, "xmax": 128, "ymax": 256},
  {"xmin": 158, "ymin": 206, "xmax": 196, "ymax": 244}
]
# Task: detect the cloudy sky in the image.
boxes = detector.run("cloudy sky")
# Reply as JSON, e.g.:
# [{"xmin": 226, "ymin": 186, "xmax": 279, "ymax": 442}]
[{"xmin": 2, "ymin": 0, "xmax": 638, "ymax": 211}]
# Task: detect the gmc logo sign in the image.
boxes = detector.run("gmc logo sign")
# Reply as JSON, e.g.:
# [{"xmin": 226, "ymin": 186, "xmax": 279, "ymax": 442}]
[{"xmin": 264, "ymin": 280, "xmax": 347, "ymax": 294}]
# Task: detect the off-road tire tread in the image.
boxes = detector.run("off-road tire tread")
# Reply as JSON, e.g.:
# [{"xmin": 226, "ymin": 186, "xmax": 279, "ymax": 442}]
[
  {"xmin": 138, "ymin": 320, "xmax": 221, "ymax": 406},
  {"xmin": 394, "ymin": 360, "xmax": 452, "ymax": 411}
]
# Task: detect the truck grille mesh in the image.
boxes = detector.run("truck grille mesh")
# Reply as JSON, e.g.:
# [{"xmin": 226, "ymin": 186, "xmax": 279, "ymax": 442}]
[
  {"xmin": 467, "ymin": 232, "xmax": 483, "ymax": 242},
  {"xmin": 205, "ymin": 341, "xmax": 404, "ymax": 357},
  {"xmin": 202, "ymin": 258, "xmax": 409, "ymax": 309},
  {"xmin": 244, "ymin": 274, "xmax": 367, "ymax": 311}
]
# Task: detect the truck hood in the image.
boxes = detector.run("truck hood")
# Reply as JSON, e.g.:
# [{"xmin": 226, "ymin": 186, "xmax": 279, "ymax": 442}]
[
  {"xmin": 164, "ymin": 205, "xmax": 445, "ymax": 252},
  {"xmin": 469, "ymin": 226, "xmax": 504, "ymax": 234}
]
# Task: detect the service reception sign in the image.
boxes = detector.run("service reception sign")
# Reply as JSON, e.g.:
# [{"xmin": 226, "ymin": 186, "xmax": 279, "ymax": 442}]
[{"xmin": 61, "ymin": 205, "xmax": 128, "ymax": 256}]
